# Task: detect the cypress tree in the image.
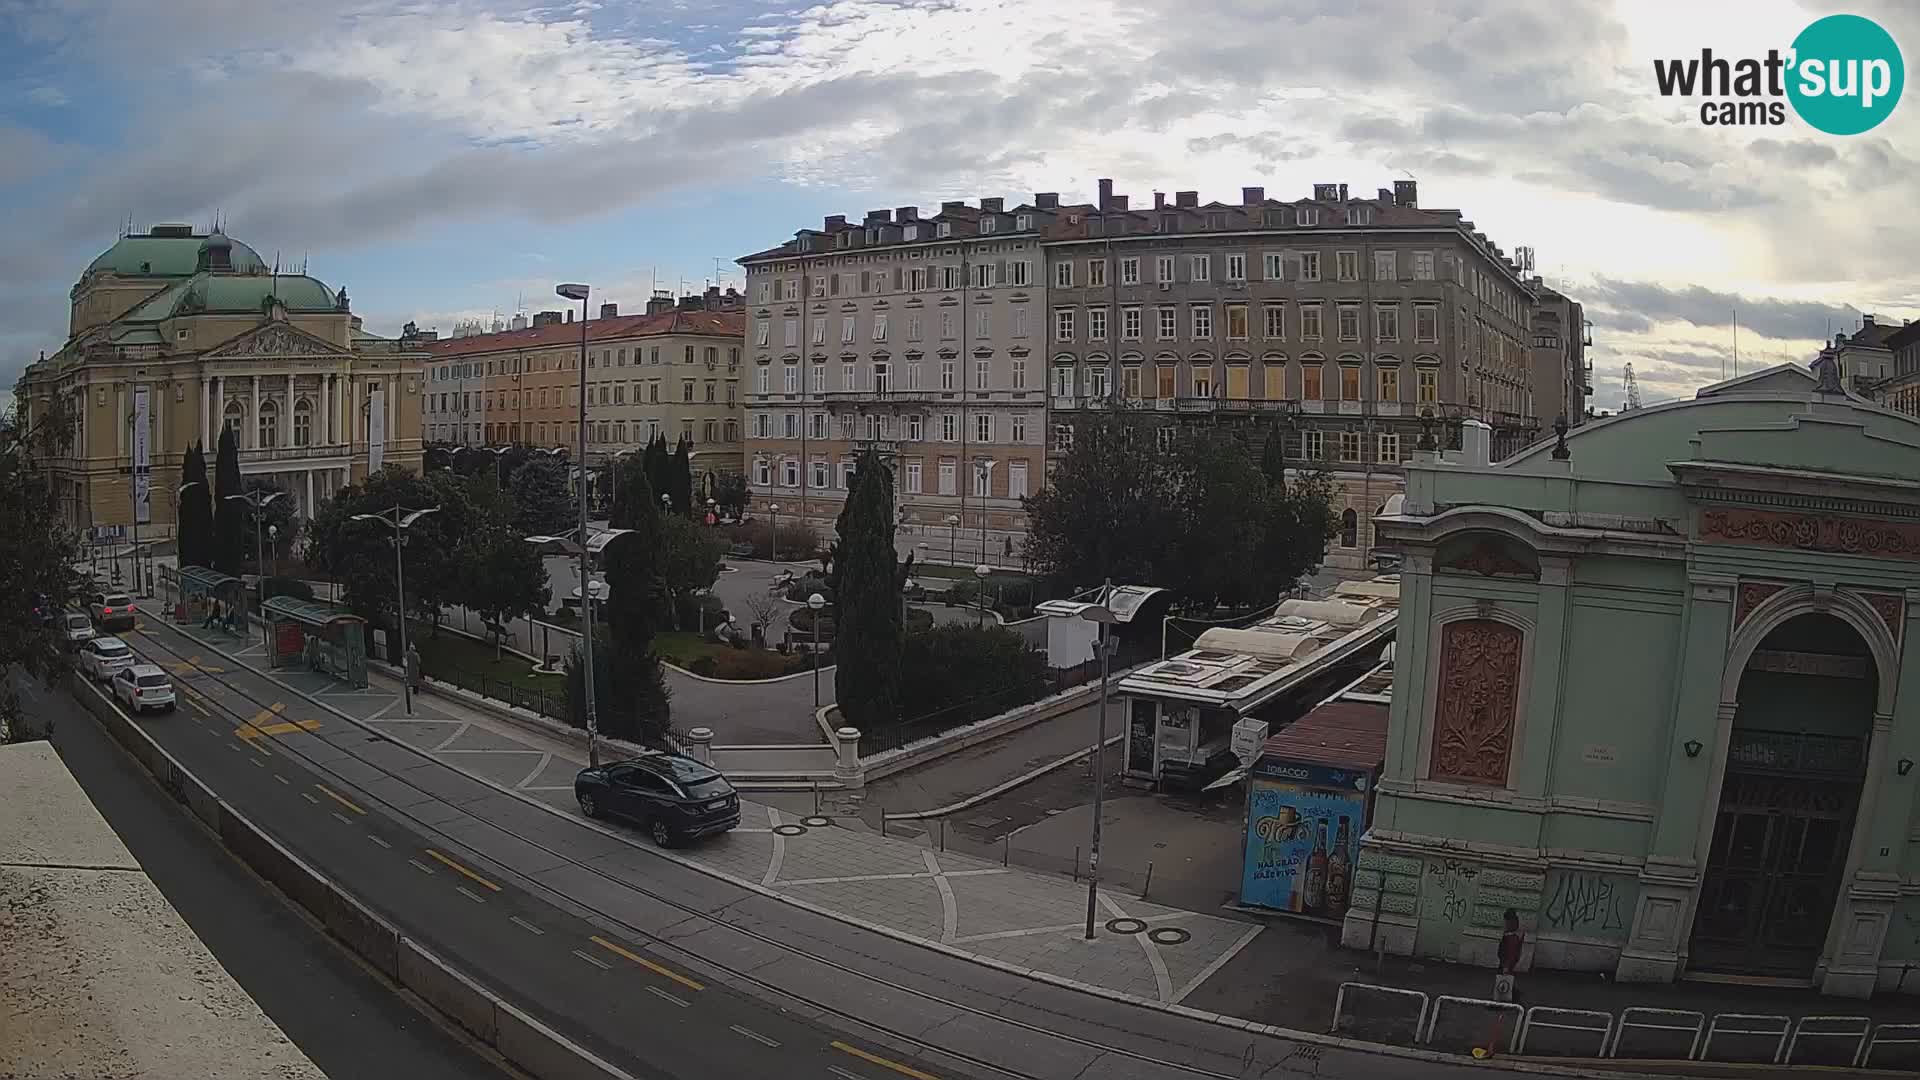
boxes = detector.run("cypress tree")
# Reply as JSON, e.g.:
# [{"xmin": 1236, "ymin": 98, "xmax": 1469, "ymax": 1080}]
[
  {"xmin": 642, "ymin": 435, "xmax": 670, "ymax": 511},
  {"xmin": 832, "ymin": 450, "xmax": 904, "ymax": 730},
  {"xmin": 598, "ymin": 469, "xmax": 671, "ymax": 739},
  {"xmin": 668, "ymin": 435, "xmax": 693, "ymax": 515},
  {"xmin": 213, "ymin": 424, "xmax": 245, "ymax": 576},
  {"xmin": 178, "ymin": 441, "xmax": 213, "ymax": 568}
]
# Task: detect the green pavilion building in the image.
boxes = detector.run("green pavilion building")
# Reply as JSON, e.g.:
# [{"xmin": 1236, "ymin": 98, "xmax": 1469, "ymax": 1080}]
[{"xmin": 1344, "ymin": 360, "xmax": 1920, "ymax": 998}]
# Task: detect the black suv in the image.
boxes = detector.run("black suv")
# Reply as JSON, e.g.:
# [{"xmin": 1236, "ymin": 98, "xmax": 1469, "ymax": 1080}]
[{"xmin": 574, "ymin": 753, "xmax": 740, "ymax": 847}]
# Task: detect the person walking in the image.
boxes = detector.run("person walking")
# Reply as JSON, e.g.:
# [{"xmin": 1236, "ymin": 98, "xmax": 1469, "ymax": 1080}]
[
  {"xmin": 1495, "ymin": 908, "xmax": 1526, "ymax": 1004},
  {"xmin": 405, "ymin": 642, "xmax": 422, "ymax": 697}
]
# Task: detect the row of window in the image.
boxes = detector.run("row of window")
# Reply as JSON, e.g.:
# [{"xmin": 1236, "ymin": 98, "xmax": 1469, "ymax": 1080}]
[
  {"xmin": 1047, "ymin": 301, "xmax": 1441, "ymax": 345},
  {"xmin": 752, "ymin": 455, "xmax": 1032, "ymax": 499},
  {"xmin": 748, "ymin": 356, "xmax": 1441, "ymax": 401},
  {"xmin": 1043, "ymin": 362, "xmax": 1440, "ymax": 404},
  {"xmin": 431, "ymin": 344, "xmax": 742, "ymax": 381},
  {"xmin": 451, "ymin": 418, "xmax": 741, "ymax": 447},
  {"xmin": 751, "ymin": 410, "xmax": 1033, "ymax": 445},
  {"xmin": 430, "ymin": 380, "xmax": 736, "ymax": 412},
  {"xmin": 1047, "ymin": 422, "xmax": 1405, "ymax": 464}
]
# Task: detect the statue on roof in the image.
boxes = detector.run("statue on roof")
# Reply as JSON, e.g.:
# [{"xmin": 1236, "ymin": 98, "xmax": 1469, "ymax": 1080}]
[
  {"xmin": 335, "ymin": 285, "xmax": 350, "ymax": 312},
  {"xmin": 1809, "ymin": 349, "xmax": 1843, "ymax": 394}
]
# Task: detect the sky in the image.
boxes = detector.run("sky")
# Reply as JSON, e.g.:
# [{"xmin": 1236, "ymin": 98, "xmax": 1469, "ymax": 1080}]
[{"xmin": 3, "ymin": 0, "xmax": 1917, "ymax": 411}]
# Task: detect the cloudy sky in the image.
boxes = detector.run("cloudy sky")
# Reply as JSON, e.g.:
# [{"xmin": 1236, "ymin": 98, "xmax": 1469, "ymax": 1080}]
[{"xmin": 3, "ymin": 0, "xmax": 1915, "ymax": 410}]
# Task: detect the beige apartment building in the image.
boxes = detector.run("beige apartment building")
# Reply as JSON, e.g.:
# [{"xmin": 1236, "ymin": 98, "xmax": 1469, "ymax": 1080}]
[
  {"xmin": 1530, "ymin": 284, "xmax": 1591, "ymax": 427},
  {"xmin": 424, "ymin": 298, "xmax": 744, "ymax": 482},
  {"xmin": 738, "ymin": 199, "xmax": 1061, "ymax": 560},
  {"xmin": 1045, "ymin": 180, "xmax": 1548, "ymax": 574},
  {"xmin": 14, "ymin": 226, "xmax": 426, "ymax": 542}
]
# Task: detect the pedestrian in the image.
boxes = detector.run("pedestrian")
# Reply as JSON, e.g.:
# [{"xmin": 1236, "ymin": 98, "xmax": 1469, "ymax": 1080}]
[
  {"xmin": 201, "ymin": 598, "xmax": 217, "ymax": 630},
  {"xmin": 1495, "ymin": 908, "xmax": 1525, "ymax": 1004},
  {"xmin": 405, "ymin": 642, "xmax": 422, "ymax": 696}
]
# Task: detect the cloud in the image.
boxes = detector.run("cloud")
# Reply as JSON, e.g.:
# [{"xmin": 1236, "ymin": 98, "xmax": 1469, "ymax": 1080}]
[
  {"xmin": 25, "ymin": 85, "xmax": 66, "ymax": 106},
  {"xmin": 1583, "ymin": 277, "xmax": 1860, "ymax": 342}
]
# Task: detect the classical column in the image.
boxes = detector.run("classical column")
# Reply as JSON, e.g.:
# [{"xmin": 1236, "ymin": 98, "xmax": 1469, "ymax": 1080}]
[
  {"xmin": 200, "ymin": 377, "xmax": 211, "ymax": 448},
  {"xmin": 250, "ymin": 375, "xmax": 262, "ymax": 450},
  {"xmin": 305, "ymin": 470, "xmax": 315, "ymax": 516},
  {"xmin": 115, "ymin": 384, "xmax": 126, "ymax": 456}
]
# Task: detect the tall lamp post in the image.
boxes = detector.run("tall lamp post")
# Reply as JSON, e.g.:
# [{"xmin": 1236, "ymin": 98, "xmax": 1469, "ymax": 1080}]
[
  {"xmin": 769, "ymin": 503, "xmax": 781, "ymax": 563},
  {"xmin": 945, "ymin": 513, "xmax": 960, "ymax": 567},
  {"xmin": 974, "ymin": 564, "xmax": 990, "ymax": 626},
  {"xmin": 351, "ymin": 505, "xmax": 439, "ymax": 717},
  {"xmin": 808, "ymin": 592, "xmax": 826, "ymax": 709},
  {"xmin": 225, "ymin": 489, "xmax": 285, "ymax": 647},
  {"xmin": 1079, "ymin": 582, "xmax": 1119, "ymax": 940},
  {"xmin": 557, "ymin": 282, "xmax": 600, "ymax": 765}
]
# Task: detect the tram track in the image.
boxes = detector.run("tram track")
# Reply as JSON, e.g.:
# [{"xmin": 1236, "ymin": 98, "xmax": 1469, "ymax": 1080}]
[{"xmin": 122, "ymin": 624, "xmax": 1313, "ymax": 1080}]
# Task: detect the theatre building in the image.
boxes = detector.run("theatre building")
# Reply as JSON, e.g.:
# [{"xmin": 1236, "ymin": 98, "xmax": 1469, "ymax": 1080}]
[{"xmin": 1344, "ymin": 362, "xmax": 1920, "ymax": 997}]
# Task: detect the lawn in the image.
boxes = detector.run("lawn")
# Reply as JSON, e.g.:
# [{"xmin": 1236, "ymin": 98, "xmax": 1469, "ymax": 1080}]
[
  {"xmin": 654, "ymin": 631, "xmax": 813, "ymax": 680},
  {"xmin": 410, "ymin": 622, "xmax": 564, "ymax": 693}
]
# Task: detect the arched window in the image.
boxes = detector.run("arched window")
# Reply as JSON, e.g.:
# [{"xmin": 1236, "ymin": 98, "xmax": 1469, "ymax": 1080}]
[
  {"xmin": 257, "ymin": 399, "xmax": 278, "ymax": 448},
  {"xmin": 293, "ymin": 398, "xmax": 312, "ymax": 447},
  {"xmin": 1340, "ymin": 507, "xmax": 1357, "ymax": 548},
  {"xmin": 223, "ymin": 399, "xmax": 244, "ymax": 438}
]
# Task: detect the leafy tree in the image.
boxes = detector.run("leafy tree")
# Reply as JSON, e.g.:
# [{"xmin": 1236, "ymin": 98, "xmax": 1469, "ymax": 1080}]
[
  {"xmin": 1021, "ymin": 407, "xmax": 1181, "ymax": 590},
  {"xmin": 642, "ymin": 435, "xmax": 671, "ymax": 511},
  {"xmin": 0, "ymin": 410, "xmax": 83, "ymax": 739},
  {"xmin": 303, "ymin": 465, "xmax": 477, "ymax": 632},
  {"xmin": 213, "ymin": 423, "xmax": 245, "ymax": 576},
  {"xmin": 508, "ymin": 455, "xmax": 573, "ymax": 536},
  {"xmin": 833, "ymin": 450, "xmax": 908, "ymax": 730},
  {"xmin": 656, "ymin": 515, "xmax": 722, "ymax": 629},
  {"xmin": 599, "ymin": 519, "xmax": 672, "ymax": 740},
  {"xmin": 1169, "ymin": 431, "xmax": 1275, "ymax": 609},
  {"xmin": 667, "ymin": 435, "xmax": 693, "ymax": 514},
  {"xmin": 1263, "ymin": 464, "xmax": 1340, "ymax": 597},
  {"xmin": 460, "ymin": 520, "xmax": 550, "ymax": 657},
  {"xmin": 177, "ymin": 441, "xmax": 213, "ymax": 568},
  {"xmin": 1260, "ymin": 424, "xmax": 1290, "ymax": 487},
  {"xmin": 239, "ymin": 476, "xmax": 298, "ymax": 572},
  {"xmin": 897, "ymin": 624, "xmax": 1049, "ymax": 729},
  {"xmin": 714, "ymin": 472, "xmax": 749, "ymax": 518}
]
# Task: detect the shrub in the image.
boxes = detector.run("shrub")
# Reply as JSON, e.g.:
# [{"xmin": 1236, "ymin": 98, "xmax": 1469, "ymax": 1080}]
[
  {"xmin": 905, "ymin": 607, "xmax": 934, "ymax": 632},
  {"xmin": 944, "ymin": 579, "xmax": 980, "ymax": 607},
  {"xmin": 788, "ymin": 605, "xmax": 836, "ymax": 637},
  {"xmin": 896, "ymin": 624, "xmax": 1049, "ymax": 729},
  {"xmin": 261, "ymin": 575, "xmax": 315, "ymax": 602},
  {"xmin": 688, "ymin": 655, "xmax": 718, "ymax": 677},
  {"xmin": 722, "ymin": 518, "xmax": 821, "ymax": 562},
  {"xmin": 784, "ymin": 574, "xmax": 834, "ymax": 604}
]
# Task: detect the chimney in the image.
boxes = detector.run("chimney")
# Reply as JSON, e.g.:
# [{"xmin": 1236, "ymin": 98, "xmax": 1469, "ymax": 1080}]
[
  {"xmin": 566, "ymin": 309, "xmax": 574, "ymax": 323},
  {"xmin": 1338, "ymin": 183, "xmax": 1349, "ymax": 201},
  {"xmin": 824, "ymin": 214, "xmax": 847, "ymax": 230},
  {"xmin": 533, "ymin": 310, "xmax": 562, "ymax": 328},
  {"xmin": 896, "ymin": 205, "xmax": 918, "ymax": 221},
  {"xmin": 1110, "ymin": 195, "xmax": 1128, "ymax": 211},
  {"xmin": 1393, "ymin": 179, "xmax": 1418, "ymax": 207},
  {"xmin": 1175, "ymin": 191, "xmax": 1198, "ymax": 208},
  {"xmin": 1863, "ymin": 313, "xmax": 1877, "ymax": 327},
  {"xmin": 980, "ymin": 197, "xmax": 1003, "ymax": 213},
  {"xmin": 1378, "ymin": 188, "xmax": 1392, "ymax": 202},
  {"xmin": 1035, "ymin": 192, "xmax": 1059, "ymax": 209},
  {"xmin": 940, "ymin": 200, "xmax": 966, "ymax": 214},
  {"xmin": 1097, "ymin": 178, "xmax": 1113, "ymax": 211},
  {"xmin": 599, "ymin": 302, "xmax": 618, "ymax": 319},
  {"xmin": 866, "ymin": 208, "xmax": 892, "ymax": 223},
  {"xmin": 1154, "ymin": 192, "xmax": 1166, "ymax": 210},
  {"xmin": 647, "ymin": 291, "xmax": 673, "ymax": 316},
  {"xmin": 1241, "ymin": 186, "xmax": 1265, "ymax": 204}
]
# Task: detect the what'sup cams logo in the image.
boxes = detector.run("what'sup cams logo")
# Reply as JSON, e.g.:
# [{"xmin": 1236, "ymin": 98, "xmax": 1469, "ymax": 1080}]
[{"xmin": 1654, "ymin": 13, "xmax": 1904, "ymax": 134}]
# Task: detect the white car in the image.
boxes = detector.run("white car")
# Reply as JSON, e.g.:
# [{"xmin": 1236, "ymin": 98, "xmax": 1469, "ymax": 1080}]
[
  {"xmin": 112, "ymin": 664, "xmax": 175, "ymax": 714},
  {"xmin": 62, "ymin": 613, "xmax": 96, "ymax": 649},
  {"xmin": 80, "ymin": 636, "xmax": 135, "ymax": 682}
]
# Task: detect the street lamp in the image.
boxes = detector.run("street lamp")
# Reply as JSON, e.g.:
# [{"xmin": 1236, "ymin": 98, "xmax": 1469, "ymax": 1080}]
[
  {"xmin": 946, "ymin": 513, "xmax": 960, "ymax": 566},
  {"xmin": 706, "ymin": 497, "xmax": 717, "ymax": 525},
  {"xmin": 974, "ymin": 563, "xmax": 990, "ymax": 626},
  {"xmin": 808, "ymin": 592, "xmax": 826, "ymax": 710},
  {"xmin": 224, "ymin": 489, "xmax": 285, "ymax": 647},
  {"xmin": 351, "ymin": 505, "xmax": 440, "ymax": 717},
  {"xmin": 661, "ymin": 491, "xmax": 671, "ymax": 515},
  {"xmin": 1078, "ymin": 582, "xmax": 1121, "ymax": 941},
  {"xmin": 769, "ymin": 503, "xmax": 781, "ymax": 563},
  {"xmin": 267, "ymin": 524, "xmax": 279, "ymax": 578},
  {"xmin": 557, "ymin": 282, "xmax": 601, "ymax": 766}
]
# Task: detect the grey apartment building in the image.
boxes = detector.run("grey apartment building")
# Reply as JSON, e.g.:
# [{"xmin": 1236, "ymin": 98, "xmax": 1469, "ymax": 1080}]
[
  {"xmin": 1044, "ymin": 179, "xmax": 1547, "ymax": 574},
  {"xmin": 738, "ymin": 198, "xmax": 1067, "ymax": 561},
  {"xmin": 1530, "ymin": 284, "xmax": 1591, "ymax": 428}
]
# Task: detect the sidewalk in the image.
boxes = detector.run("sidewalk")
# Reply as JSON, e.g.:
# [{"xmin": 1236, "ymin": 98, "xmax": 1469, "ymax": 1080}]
[{"xmin": 860, "ymin": 698, "xmax": 1123, "ymax": 822}]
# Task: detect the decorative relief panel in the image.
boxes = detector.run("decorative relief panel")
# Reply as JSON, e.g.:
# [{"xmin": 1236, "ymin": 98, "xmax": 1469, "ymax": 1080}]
[
  {"xmin": 1437, "ymin": 539, "xmax": 1538, "ymax": 579},
  {"xmin": 1734, "ymin": 581, "xmax": 1787, "ymax": 629},
  {"xmin": 1859, "ymin": 591, "xmax": 1904, "ymax": 643},
  {"xmin": 1700, "ymin": 509, "xmax": 1920, "ymax": 562},
  {"xmin": 1429, "ymin": 619, "xmax": 1524, "ymax": 786}
]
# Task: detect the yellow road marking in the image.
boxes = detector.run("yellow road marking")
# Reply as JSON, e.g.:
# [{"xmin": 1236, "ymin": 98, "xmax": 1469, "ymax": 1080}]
[
  {"xmin": 314, "ymin": 784, "xmax": 365, "ymax": 815},
  {"xmin": 831, "ymin": 1041, "xmax": 942, "ymax": 1080},
  {"xmin": 590, "ymin": 935, "xmax": 706, "ymax": 992},
  {"xmin": 167, "ymin": 656, "xmax": 226, "ymax": 675},
  {"xmin": 423, "ymin": 849, "xmax": 500, "ymax": 892}
]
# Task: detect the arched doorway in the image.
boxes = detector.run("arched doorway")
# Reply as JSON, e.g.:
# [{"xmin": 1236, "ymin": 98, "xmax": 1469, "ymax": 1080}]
[{"xmin": 1690, "ymin": 612, "xmax": 1877, "ymax": 978}]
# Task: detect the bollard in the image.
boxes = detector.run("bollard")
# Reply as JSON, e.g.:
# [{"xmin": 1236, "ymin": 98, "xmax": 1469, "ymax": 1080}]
[
  {"xmin": 881, "ymin": 810, "xmax": 887, "ymax": 839},
  {"xmin": 939, "ymin": 818, "xmax": 946, "ymax": 852},
  {"xmin": 1003, "ymin": 834, "xmax": 1010, "ymax": 867},
  {"xmin": 812, "ymin": 779, "xmax": 821, "ymax": 816},
  {"xmin": 1144, "ymin": 860, "xmax": 1154, "ymax": 899},
  {"xmin": 1073, "ymin": 845, "xmax": 1081, "ymax": 882}
]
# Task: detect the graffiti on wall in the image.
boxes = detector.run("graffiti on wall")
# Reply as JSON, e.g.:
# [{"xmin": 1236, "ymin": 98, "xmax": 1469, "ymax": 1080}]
[
  {"xmin": 1421, "ymin": 858, "xmax": 1481, "ymax": 926},
  {"xmin": 1539, "ymin": 868, "xmax": 1635, "ymax": 940}
]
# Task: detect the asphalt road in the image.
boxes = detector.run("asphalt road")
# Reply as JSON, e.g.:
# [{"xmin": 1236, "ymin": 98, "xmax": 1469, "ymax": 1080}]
[
  {"xmin": 24, "ymin": 670, "xmax": 508, "ymax": 1080},
  {"xmin": 95, "ymin": 614, "xmax": 1535, "ymax": 1080}
]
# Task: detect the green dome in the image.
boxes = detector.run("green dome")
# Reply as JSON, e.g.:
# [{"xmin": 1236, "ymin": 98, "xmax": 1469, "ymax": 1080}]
[
  {"xmin": 123, "ymin": 272, "xmax": 340, "ymax": 321},
  {"xmin": 85, "ymin": 229, "xmax": 270, "ymax": 278}
]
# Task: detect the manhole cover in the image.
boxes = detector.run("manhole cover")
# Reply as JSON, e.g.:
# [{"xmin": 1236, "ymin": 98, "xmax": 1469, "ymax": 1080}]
[
  {"xmin": 772, "ymin": 823, "xmax": 808, "ymax": 837},
  {"xmin": 964, "ymin": 816, "xmax": 1002, "ymax": 829},
  {"xmin": 1105, "ymin": 918, "xmax": 1148, "ymax": 935},
  {"xmin": 1148, "ymin": 927, "xmax": 1192, "ymax": 945},
  {"xmin": 800, "ymin": 815, "xmax": 831, "ymax": 827}
]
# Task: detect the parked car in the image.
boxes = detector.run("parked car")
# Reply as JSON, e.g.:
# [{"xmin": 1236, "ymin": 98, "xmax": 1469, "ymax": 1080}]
[
  {"xmin": 79, "ymin": 636, "xmax": 135, "ymax": 682},
  {"xmin": 112, "ymin": 664, "xmax": 175, "ymax": 714},
  {"xmin": 62, "ymin": 613, "xmax": 96, "ymax": 649},
  {"xmin": 574, "ymin": 752, "xmax": 740, "ymax": 847},
  {"xmin": 91, "ymin": 592, "xmax": 137, "ymax": 632}
]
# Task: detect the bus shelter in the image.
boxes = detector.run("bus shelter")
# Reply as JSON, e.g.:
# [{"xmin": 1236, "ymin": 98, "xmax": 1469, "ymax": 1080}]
[
  {"xmin": 162, "ymin": 565, "xmax": 248, "ymax": 631},
  {"xmin": 262, "ymin": 596, "xmax": 369, "ymax": 688}
]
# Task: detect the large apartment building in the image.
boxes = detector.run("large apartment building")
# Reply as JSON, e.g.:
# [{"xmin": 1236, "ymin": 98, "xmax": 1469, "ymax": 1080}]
[
  {"xmin": 1046, "ymin": 179, "xmax": 1547, "ymax": 572},
  {"xmin": 741, "ymin": 180, "xmax": 1577, "ymax": 574},
  {"xmin": 1530, "ymin": 284, "xmax": 1591, "ymax": 426},
  {"xmin": 738, "ymin": 200, "xmax": 1063, "ymax": 558},
  {"xmin": 423, "ymin": 296, "xmax": 745, "ymax": 481}
]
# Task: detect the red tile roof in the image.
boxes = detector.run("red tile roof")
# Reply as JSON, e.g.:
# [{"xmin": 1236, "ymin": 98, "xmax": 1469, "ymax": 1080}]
[
  {"xmin": 1259, "ymin": 700, "xmax": 1389, "ymax": 773},
  {"xmin": 425, "ymin": 310, "xmax": 743, "ymax": 358}
]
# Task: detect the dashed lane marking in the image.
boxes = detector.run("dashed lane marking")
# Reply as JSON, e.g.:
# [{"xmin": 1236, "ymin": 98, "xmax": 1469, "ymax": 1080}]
[
  {"xmin": 274, "ymin": 774, "xmax": 289, "ymax": 785},
  {"xmin": 300, "ymin": 791, "xmax": 320, "ymax": 805},
  {"xmin": 455, "ymin": 885, "xmax": 487, "ymax": 904},
  {"xmin": 314, "ymin": 783, "xmax": 366, "ymax": 815},
  {"xmin": 589, "ymin": 935, "xmax": 706, "ymax": 992},
  {"xmin": 509, "ymin": 916, "xmax": 544, "ymax": 936},
  {"xmin": 572, "ymin": 949, "xmax": 612, "ymax": 970},
  {"xmin": 831, "ymin": 1041, "xmax": 943, "ymax": 1080},
  {"xmin": 248, "ymin": 757, "xmax": 263, "ymax": 768},
  {"xmin": 330, "ymin": 812, "xmax": 354, "ymax": 827},
  {"xmin": 424, "ymin": 849, "xmax": 501, "ymax": 892},
  {"xmin": 729, "ymin": 1025, "xmax": 780, "ymax": 1048},
  {"xmin": 408, "ymin": 858, "xmax": 435, "ymax": 876},
  {"xmin": 646, "ymin": 986, "xmax": 689, "ymax": 1009},
  {"xmin": 368, "ymin": 834, "xmax": 392, "ymax": 849}
]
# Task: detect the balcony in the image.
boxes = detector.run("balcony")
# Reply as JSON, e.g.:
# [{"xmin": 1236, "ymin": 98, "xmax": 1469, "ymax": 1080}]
[{"xmin": 238, "ymin": 442, "xmax": 351, "ymax": 465}]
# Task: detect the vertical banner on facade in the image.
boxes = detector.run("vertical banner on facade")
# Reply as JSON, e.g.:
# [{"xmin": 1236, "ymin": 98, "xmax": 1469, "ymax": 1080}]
[
  {"xmin": 368, "ymin": 384, "xmax": 387, "ymax": 472},
  {"xmin": 132, "ymin": 384, "xmax": 151, "ymax": 524}
]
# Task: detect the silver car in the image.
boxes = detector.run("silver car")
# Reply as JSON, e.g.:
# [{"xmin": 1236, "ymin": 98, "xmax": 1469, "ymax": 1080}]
[
  {"xmin": 62, "ymin": 613, "xmax": 95, "ymax": 649},
  {"xmin": 80, "ymin": 636, "xmax": 135, "ymax": 682},
  {"xmin": 112, "ymin": 664, "xmax": 175, "ymax": 714}
]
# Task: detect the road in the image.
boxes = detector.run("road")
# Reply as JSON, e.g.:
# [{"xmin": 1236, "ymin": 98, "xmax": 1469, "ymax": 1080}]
[
  {"xmin": 21, "ymin": 670, "xmax": 506, "ymax": 1080},
  {"xmin": 88, "ymin": 614, "xmax": 1554, "ymax": 1080}
]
